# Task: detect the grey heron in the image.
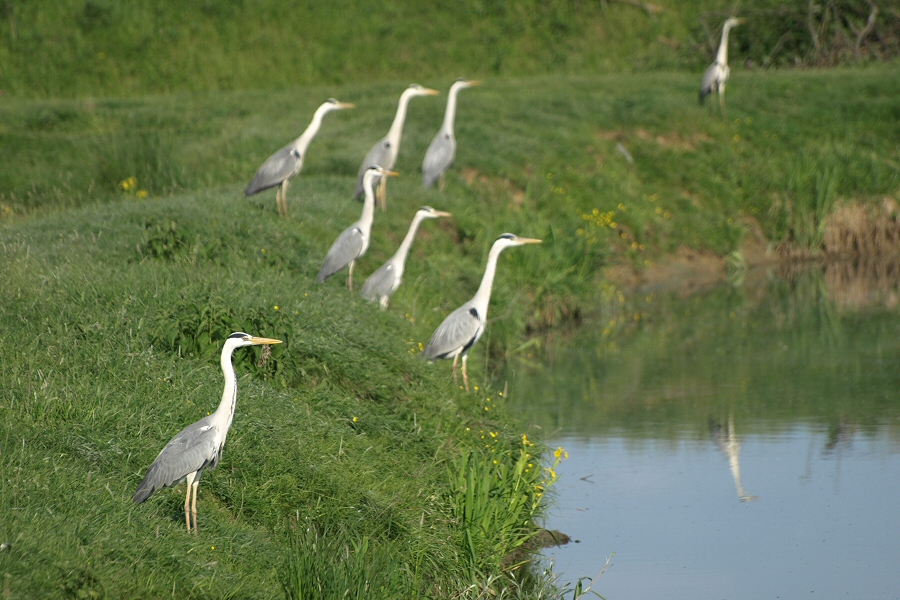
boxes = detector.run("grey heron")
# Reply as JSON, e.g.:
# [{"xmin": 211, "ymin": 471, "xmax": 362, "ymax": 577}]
[
  {"xmin": 422, "ymin": 79, "xmax": 480, "ymax": 190},
  {"xmin": 354, "ymin": 84, "xmax": 439, "ymax": 210},
  {"xmin": 245, "ymin": 98, "xmax": 354, "ymax": 217},
  {"xmin": 421, "ymin": 233, "xmax": 541, "ymax": 391},
  {"xmin": 361, "ymin": 206, "xmax": 452, "ymax": 309},
  {"xmin": 317, "ymin": 165, "xmax": 398, "ymax": 290},
  {"xmin": 133, "ymin": 332, "xmax": 282, "ymax": 533},
  {"xmin": 699, "ymin": 17, "xmax": 746, "ymax": 115}
]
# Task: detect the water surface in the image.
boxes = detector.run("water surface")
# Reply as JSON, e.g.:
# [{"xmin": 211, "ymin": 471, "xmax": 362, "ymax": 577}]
[{"xmin": 506, "ymin": 264, "xmax": 900, "ymax": 599}]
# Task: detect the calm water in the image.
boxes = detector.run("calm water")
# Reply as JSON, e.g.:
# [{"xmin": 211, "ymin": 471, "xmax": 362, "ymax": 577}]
[{"xmin": 505, "ymin": 263, "xmax": 900, "ymax": 599}]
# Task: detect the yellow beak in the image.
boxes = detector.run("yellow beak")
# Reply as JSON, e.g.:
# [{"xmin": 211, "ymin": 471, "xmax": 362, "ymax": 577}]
[
  {"xmin": 423, "ymin": 88, "xmax": 440, "ymax": 96},
  {"xmin": 519, "ymin": 237, "xmax": 542, "ymax": 244},
  {"xmin": 435, "ymin": 210, "xmax": 453, "ymax": 218},
  {"xmin": 250, "ymin": 336, "xmax": 282, "ymax": 345},
  {"xmin": 338, "ymin": 102, "xmax": 355, "ymax": 109},
  {"xmin": 382, "ymin": 169, "xmax": 400, "ymax": 177}
]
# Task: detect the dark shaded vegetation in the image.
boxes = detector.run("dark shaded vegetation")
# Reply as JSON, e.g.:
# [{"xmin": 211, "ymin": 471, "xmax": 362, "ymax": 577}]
[{"xmin": 1, "ymin": 0, "xmax": 898, "ymax": 98}]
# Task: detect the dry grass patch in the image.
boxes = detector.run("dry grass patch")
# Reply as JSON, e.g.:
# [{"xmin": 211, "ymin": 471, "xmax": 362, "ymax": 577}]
[{"xmin": 823, "ymin": 198, "xmax": 900, "ymax": 257}]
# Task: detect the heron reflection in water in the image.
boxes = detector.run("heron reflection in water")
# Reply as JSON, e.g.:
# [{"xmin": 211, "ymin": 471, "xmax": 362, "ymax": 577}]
[{"xmin": 709, "ymin": 413, "xmax": 758, "ymax": 502}]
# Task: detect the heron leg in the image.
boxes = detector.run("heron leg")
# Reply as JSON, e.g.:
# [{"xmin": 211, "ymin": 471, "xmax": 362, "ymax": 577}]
[
  {"xmin": 461, "ymin": 355, "xmax": 470, "ymax": 392},
  {"xmin": 377, "ymin": 177, "xmax": 387, "ymax": 212},
  {"xmin": 183, "ymin": 472, "xmax": 197, "ymax": 532},
  {"xmin": 348, "ymin": 260, "xmax": 355, "ymax": 291},
  {"xmin": 184, "ymin": 483, "xmax": 192, "ymax": 531},
  {"xmin": 380, "ymin": 296, "xmax": 389, "ymax": 311},
  {"xmin": 281, "ymin": 179, "xmax": 291, "ymax": 219},
  {"xmin": 451, "ymin": 354, "xmax": 459, "ymax": 385},
  {"xmin": 191, "ymin": 480, "xmax": 200, "ymax": 535},
  {"xmin": 438, "ymin": 172, "xmax": 445, "ymax": 193},
  {"xmin": 718, "ymin": 86, "xmax": 727, "ymax": 119}
]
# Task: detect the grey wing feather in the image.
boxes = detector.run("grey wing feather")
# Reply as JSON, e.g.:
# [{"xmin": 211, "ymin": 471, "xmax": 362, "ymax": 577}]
[
  {"xmin": 245, "ymin": 146, "xmax": 300, "ymax": 196},
  {"xmin": 699, "ymin": 63, "xmax": 719, "ymax": 103},
  {"xmin": 354, "ymin": 139, "xmax": 392, "ymax": 198},
  {"xmin": 133, "ymin": 418, "xmax": 219, "ymax": 503},
  {"xmin": 422, "ymin": 131, "xmax": 456, "ymax": 188},
  {"xmin": 361, "ymin": 262, "xmax": 396, "ymax": 302},
  {"xmin": 422, "ymin": 304, "xmax": 481, "ymax": 360},
  {"xmin": 317, "ymin": 226, "xmax": 365, "ymax": 283}
]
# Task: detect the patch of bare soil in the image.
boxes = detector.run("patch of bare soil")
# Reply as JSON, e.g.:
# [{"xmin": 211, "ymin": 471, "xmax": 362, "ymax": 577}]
[
  {"xmin": 460, "ymin": 168, "xmax": 526, "ymax": 209},
  {"xmin": 597, "ymin": 128, "xmax": 712, "ymax": 152}
]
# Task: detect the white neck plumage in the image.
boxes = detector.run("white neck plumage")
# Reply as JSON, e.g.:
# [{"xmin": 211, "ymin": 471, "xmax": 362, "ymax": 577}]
[
  {"xmin": 442, "ymin": 82, "xmax": 466, "ymax": 133},
  {"xmin": 471, "ymin": 241, "xmax": 508, "ymax": 318},
  {"xmin": 716, "ymin": 23, "xmax": 734, "ymax": 65},
  {"xmin": 393, "ymin": 212, "xmax": 427, "ymax": 267},
  {"xmin": 215, "ymin": 342, "xmax": 239, "ymax": 432},
  {"xmin": 359, "ymin": 172, "xmax": 378, "ymax": 228},
  {"xmin": 294, "ymin": 104, "xmax": 330, "ymax": 152},
  {"xmin": 387, "ymin": 89, "xmax": 417, "ymax": 149}
]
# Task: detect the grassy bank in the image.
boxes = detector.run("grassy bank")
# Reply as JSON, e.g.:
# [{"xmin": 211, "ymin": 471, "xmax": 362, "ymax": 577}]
[
  {"xmin": 0, "ymin": 189, "xmax": 573, "ymax": 598},
  {"xmin": 2, "ymin": 63, "xmax": 900, "ymax": 597},
  {"xmin": 3, "ymin": 68, "xmax": 900, "ymax": 286}
]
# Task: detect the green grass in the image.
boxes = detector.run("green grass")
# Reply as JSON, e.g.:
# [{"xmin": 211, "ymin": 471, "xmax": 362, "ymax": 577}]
[
  {"xmin": 2, "ymin": 26, "xmax": 900, "ymax": 598},
  {"xmin": 0, "ymin": 187, "xmax": 571, "ymax": 597},
  {"xmin": 3, "ymin": 68, "xmax": 899, "ymax": 275}
]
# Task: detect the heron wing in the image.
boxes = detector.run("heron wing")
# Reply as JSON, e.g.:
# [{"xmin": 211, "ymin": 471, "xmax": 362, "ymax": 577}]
[
  {"xmin": 422, "ymin": 131, "xmax": 456, "ymax": 188},
  {"xmin": 422, "ymin": 304, "xmax": 481, "ymax": 360},
  {"xmin": 317, "ymin": 225, "xmax": 366, "ymax": 283},
  {"xmin": 245, "ymin": 145, "xmax": 301, "ymax": 196},
  {"xmin": 699, "ymin": 62, "xmax": 723, "ymax": 101},
  {"xmin": 354, "ymin": 139, "xmax": 393, "ymax": 198},
  {"xmin": 132, "ymin": 417, "xmax": 220, "ymax": 503},
  {"xmin": 361, "ymin": 261, "xmax": 397, "ymax": 302}
]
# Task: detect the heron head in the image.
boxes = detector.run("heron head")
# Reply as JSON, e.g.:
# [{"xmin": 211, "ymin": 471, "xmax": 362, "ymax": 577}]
[
  {"xmin": 407, "ymin": 84, "xmax": 440, "ymax": 97},
  {"xmin": 226, "ymin": 332, "xmax": 283, "ymax": 348},
  {"xmin": 454, "ymin": 78, "xmax": 482, "ymax": 89},
  {"xmin": 325, "ymin": 98, "xmax": 355, "ymax": 111},
  {"xmin": 418, "ymin": 206, "xmax": 452, "ymax": 219},
  {"xmin": 364, "ymin": 165, "xmax": 399, "ymax": 183},
  {"xmin": 495, "ymin": 233, "xmax": 542, "ymax": 248}
]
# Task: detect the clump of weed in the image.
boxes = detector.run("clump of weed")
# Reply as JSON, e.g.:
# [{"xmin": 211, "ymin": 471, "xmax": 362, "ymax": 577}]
[
  {"xmin": 449, "ymin": 434, "xmax": 567, "ymax": 578},
  {"xmin": 771, "ymin": 153, "xmax": 840, "ymax": 254},
  {"xmin": 135, "ymin": 217, "xmax": 225, "ymax": 263},
  {"xmin": 149, "ymin": 292, "xmax": 291, "ymax": 380}
]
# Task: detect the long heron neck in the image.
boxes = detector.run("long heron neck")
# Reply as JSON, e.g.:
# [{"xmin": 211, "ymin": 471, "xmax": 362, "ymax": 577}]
[
  {"xmin": 387, "ymin": 90, "xmax": 416, "ymax": 147},
  {"xmin": 215, "ymin": 344, "xmax": 239, "ymax": 430},
  {"xmin": 360, "ymin": 177, "xmax": 377, "ymax": 228},
  {"xmin": 716, "ymin": 24, "xmax": 733, "ymax": 65},
  {"xmin": 294, "ymin": 106, "xmax": 328, "ymax": 151},
  {"xmin": 442, "ymin": 84, "xmax": 464, "ymax": 132},
  {"xmin": 472, "ymin": 243, "xmax": 506, "ymax": 315},
  {"xmin": 393, "ymin": 214, "xmax": 426, "ymax": 265}
]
